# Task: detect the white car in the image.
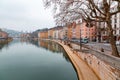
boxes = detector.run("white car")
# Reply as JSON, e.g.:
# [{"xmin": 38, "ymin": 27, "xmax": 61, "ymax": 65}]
[{"xmin": 116, "ymin": 41, "xmax": 120, "ymax": 45}]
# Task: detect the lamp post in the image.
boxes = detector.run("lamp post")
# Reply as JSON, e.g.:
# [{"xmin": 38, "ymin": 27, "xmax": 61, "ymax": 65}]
[
  {"xmin": 80, "ymin": 19, "xmax": 82, "ymax": 51},
  {"xmin": 88, "ymin": 23, "xmax": 90, "ymax": 42}
]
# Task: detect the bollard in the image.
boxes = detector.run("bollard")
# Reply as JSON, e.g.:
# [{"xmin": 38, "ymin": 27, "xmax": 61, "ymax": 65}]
[{"xmin": 101, "ymin": 48, "xmax": 104, "ymax": 52}]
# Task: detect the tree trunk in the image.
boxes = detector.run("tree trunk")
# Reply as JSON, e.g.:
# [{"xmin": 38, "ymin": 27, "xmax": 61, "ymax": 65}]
[
  {"xmin": 109, "ymin": 33, "xmax": 119, "ymax": 57},
  {"xmin": 107, "ymin": 21, "xmax": 120, "ymax": 57},
  {"xmin": 98, "ymin": 32, "xmax": 101, "ymax": 43}
]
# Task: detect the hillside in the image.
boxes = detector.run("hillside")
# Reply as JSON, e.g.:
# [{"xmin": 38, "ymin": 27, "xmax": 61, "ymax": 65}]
[{"xmin": 2, "ymin": 28, "xmax": 22, "ymax": 37}]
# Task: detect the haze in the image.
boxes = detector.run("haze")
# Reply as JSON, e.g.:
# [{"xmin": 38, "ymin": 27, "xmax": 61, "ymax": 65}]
[{"xmin": 0, "ymin": 0, "xmax": 55, "ymax": 32}]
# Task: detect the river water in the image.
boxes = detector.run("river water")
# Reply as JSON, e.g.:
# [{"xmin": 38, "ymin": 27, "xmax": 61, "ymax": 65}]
[{"xmin": 0, "ymin": 39, "xmax": 78, "ymax": 80}]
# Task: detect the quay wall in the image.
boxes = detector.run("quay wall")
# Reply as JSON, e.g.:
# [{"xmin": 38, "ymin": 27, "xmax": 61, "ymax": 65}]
[
  {"xmin": 47, "ymin": 39, "xmax": 120, "ymax": 80},
  {"xmin": 52, "ymin": 40, "xmax": 100, "ymax": 80},
  {"xmin": 71, "ymin": 43, "xmax": 120, "ymax": 80},
  {"xmin": 77, "ymin": 52, "xmax": 120, "ymax": 80}
]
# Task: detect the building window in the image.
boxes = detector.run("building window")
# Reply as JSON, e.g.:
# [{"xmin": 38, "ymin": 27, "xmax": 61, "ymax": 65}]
[
  {"xmin": 114, "ymin": 30, "xmax": 116, "ymax": 34},
  {"xmin": 114, "ymin": 24, "xmax": 116, "ymax": 29},
  {"xmin": 114, "ymin": 14, "xmax": 117, "ymax": 18},
  {"xmin": 103, "ymin": 31, "xmax": 105, "ymax": 34},
  {"xmin": 114, "ymin": 18, "xmax": 117, "ymax": 24}
]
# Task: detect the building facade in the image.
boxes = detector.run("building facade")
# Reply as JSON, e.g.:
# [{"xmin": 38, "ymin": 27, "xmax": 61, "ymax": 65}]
[
  {"xmin": 67, "ymin": 23, "xmax": 73, "ymax": 40},
  {"xmin": 38, "ymin": 29, "xmax": 48, "ymax": 39},
  {"xmin": 48, "ymin": 28, "xmax": 54, "ymax": 39},
  {"xmin": 98, "ymin": 5, "xmax": 120, "ymax": 42},
  {"xmin": 69, "ymin": 22, "xmax": 96, "ymax": 41},
  {"xmin": 80, "ymin": 22, "xmax": 96, "ymax": 41},
  {"xmin": 0, "ymin": 30, "xmax": 8, "ymax": 39},
  {"xmin": 112, "ymin": 12, "xmax": 120, "ymax": 40},
  {"xmin": 37, "ymin": 22, "xmax": 96, "ymax": 42}
]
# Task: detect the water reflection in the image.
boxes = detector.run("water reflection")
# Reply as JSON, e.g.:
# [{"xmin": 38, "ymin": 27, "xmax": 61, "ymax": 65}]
[
  {"xmin": 38, "ymin": 40, "xmax": 62, "ymax": 52},
  {"xmin": 20, "ymin": 38, "xmax": 70, "ymax": 62},
  {"xmin": 0, "ymin": 39, "xmax": 78, "ymax": 80},
  {"xmin": 38, "ymin": 40, "xmax": 70, "ymax": 62},
  {"xmin": 0, "ymin": 38, "xmax": 70, "ymax": 62},
  {"xmin": 0, "ymin": 41, "xmax": 10, "ymax": 51}
]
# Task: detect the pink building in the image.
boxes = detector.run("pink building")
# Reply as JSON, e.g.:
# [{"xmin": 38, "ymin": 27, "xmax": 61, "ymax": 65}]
[
  {"xmin": 80, "ymin": 22, "xmax": 96, "ymax": 41},
  {"xmin": 71, "ymin": 22, "xmax": 96, "ymax": 41},
  {"xmin": 73, "ymin": 24, "xmax": 81, "ymax": 39},
  {"xmin": 0, "ymin": 31, "xmax": 8, "ymax": 38}
]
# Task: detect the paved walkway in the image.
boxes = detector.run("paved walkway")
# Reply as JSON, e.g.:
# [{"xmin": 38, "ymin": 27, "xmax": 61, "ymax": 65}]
[
  {"xmin": 54, "ymin": 40, "xmax": 100, "ymax": 80},
  {"xmin": 86, "ymin": 42, "xmax": 120, "ymax": 53},
  {"xmin": 70, "ymin": 42, "xmax": 120, "ymax": 70}
]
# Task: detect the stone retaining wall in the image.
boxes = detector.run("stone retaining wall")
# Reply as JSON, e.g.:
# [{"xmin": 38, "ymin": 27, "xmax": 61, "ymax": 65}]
[
  {"xmin": 77, "ymin": 52, "xmax": 120, "ymax": 80},
  {"xmin": 71, "ymin": 43, "xmax": 120, "ymax": 80},
  {"xmin": 51, "ymin": 40, "xmax": 120, "ymax": 80}
]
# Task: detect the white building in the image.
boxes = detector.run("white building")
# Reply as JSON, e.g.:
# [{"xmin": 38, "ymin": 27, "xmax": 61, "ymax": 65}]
[
  {"xmin": 111, "ymin": 12, "xmax": 120, "ymax": 40},
  {"xmin": 53, "ymin": 27, "xmax": 59, "ymax": 39},
  {"xmin": 97, "ymin": 5, "xmax": 120, "ymax": 42}
]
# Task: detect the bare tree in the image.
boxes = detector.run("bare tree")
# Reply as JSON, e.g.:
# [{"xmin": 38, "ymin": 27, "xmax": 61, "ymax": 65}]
[{"xmin": 43, "ymin": 0, "xmax": 120, "ymax": 57}]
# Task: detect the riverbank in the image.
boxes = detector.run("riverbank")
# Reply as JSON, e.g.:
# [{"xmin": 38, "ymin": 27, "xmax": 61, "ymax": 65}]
[
  {"xmin": 50, "ymin": 40, "xmax": 120, "ymax": 80},
  {"xmin": 51, "ymin": 40, "xmax": 100, "ymax": 80},
  {"xmin": 0, "ymin": 37, "xmax": 13, "ymax": 44}
]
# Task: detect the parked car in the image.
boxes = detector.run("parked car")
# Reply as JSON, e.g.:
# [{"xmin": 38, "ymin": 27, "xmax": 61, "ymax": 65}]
[
  {"xmin": 70, "ymin": 38, "xmax": 80, "ymax": 43},
  {"xmin": 81, "ymin": 38, "xmax": 89, "ymax": 43},
  {"xmin": 116, "ymin": 41, "xmax": 120, "ymax": 45},
  {"xmin": 70, "ymin": 38, "xmax": 89, "ymax": 43}
]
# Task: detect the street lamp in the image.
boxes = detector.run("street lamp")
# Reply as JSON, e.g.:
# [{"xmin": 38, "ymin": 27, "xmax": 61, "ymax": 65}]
[
  {"xmin": 80, "ymin": 19, "xmax": 82, "ymax": 51},
  {"xmin": 89, "ymin": 23, "xmax": 91, "ymax": 42}
]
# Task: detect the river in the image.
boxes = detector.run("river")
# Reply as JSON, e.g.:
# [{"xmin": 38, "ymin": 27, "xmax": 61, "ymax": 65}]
[{"xmin": 0, "ymin": 39, "xmax": 78, "ymax": 80}]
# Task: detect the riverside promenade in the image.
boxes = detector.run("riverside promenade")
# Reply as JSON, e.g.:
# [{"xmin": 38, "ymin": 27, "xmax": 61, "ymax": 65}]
[
  {"xmin": 52, "ymin": 40, "xmax": 100, "ymax": 80},
  {"xmin": 51, "ymin": 39, "xmax": 120, "ymax": 80}
]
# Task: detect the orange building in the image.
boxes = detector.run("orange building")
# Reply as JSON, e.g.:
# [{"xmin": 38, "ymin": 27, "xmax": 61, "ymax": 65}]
[
  {"xmin": 67, "ymin": 22, "xmax": 80, "ymax": 40},
  {"xmin": 48, "ymin": 28, "xmax": 54, "ymax": 39},
  {"xmin": 74, "ymin": 24, "xmax": 81, "ymax": 39},
  {"xmin": 67, "ymin": 23, "xmax": 73, "ymax": 40},
  {"xmin": 39, "ymin": 29, "xmax": 48, "ymax": 39}
]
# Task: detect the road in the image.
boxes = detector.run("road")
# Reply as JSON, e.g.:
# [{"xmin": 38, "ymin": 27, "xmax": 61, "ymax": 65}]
[{"xmin": 85, "ymin": 42, "xmax": 120, "ymax": 53}]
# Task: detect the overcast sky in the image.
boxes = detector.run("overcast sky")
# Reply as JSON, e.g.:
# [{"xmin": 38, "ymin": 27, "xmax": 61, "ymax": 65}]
[{"xmin": 0, "ymin": 0, "xmax": 55, "ymax": 32}]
